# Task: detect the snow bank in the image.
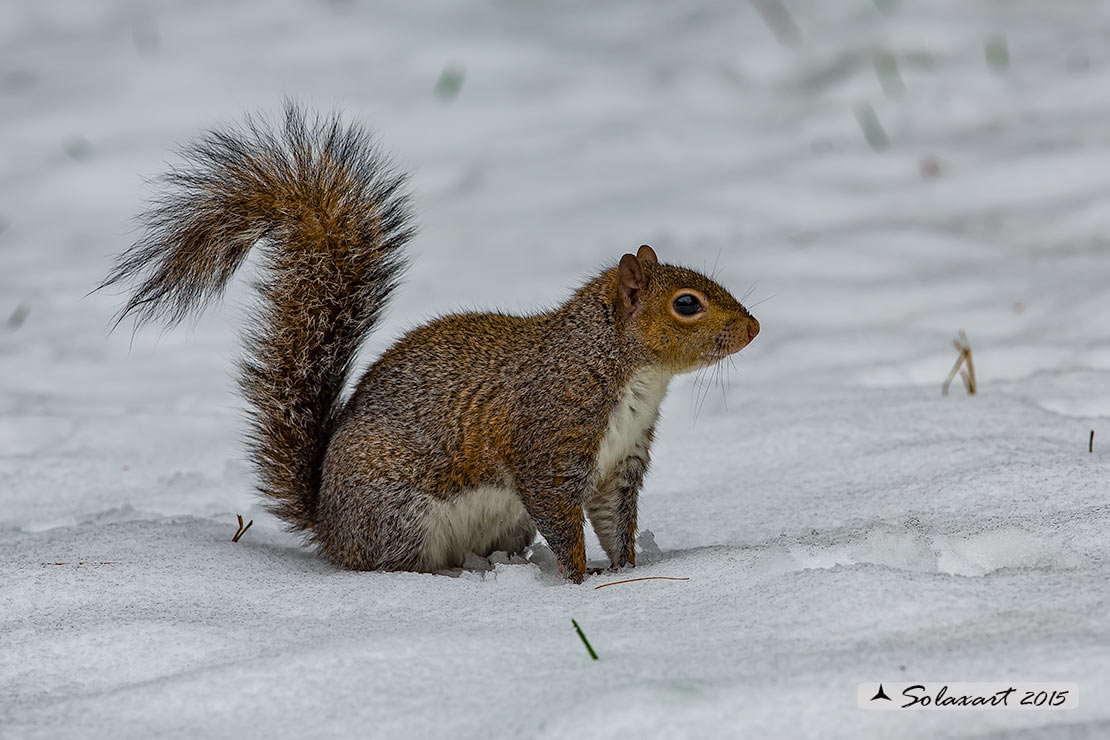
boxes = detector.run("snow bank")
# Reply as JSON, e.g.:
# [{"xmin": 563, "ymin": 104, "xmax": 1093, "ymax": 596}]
[{"xmin": 3, "ymin": 0, "xmax": 1109, "ymax": 738}]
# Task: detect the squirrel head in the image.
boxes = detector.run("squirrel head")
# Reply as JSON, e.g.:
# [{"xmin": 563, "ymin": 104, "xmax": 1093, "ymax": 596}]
[{"xmin": 616, "ymin": 245, "xmax": 759, "ymax": 374}]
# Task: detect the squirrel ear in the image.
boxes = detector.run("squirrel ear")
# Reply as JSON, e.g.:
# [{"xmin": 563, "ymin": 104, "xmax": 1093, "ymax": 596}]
[
  {"xmin": 618, "ymin": 253, "xmax": 646, "ymax": 317},
  {"xmin": 637, "ymin": 244, "xmax": 658, "ymax": 266}
]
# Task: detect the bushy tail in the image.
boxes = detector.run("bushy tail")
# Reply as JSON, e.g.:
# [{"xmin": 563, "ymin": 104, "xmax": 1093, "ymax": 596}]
[{"xmin": 101, "ymin": 103, "xmax": 414, "ymax": 531}]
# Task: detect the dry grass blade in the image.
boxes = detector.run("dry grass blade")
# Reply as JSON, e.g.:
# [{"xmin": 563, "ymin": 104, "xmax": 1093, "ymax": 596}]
[
  {"xmin": 232, "ymin": 514, "xmax": 254, "ymax": 542},
  {"xmin": 942, "ymin": 330, "xmax": 977, "ymax": 396},
  {"xmin": 594, "ymin": 576, "xmax": 690, "ymax": 590}
]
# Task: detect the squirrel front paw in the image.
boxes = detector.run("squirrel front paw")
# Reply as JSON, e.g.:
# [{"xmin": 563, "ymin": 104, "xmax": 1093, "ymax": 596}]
[{"xmin": 557, "ymin": 563, "xmax": 587, "ymax": 584}]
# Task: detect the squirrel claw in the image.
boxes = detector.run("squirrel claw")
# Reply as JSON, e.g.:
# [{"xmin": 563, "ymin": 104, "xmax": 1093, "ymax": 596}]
[{"xmin": 558, "ymin": 563, "xmax": 587, "ymax": 584}]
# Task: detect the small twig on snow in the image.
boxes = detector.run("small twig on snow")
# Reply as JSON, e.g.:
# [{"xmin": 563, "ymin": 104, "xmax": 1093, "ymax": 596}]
[
  {"xmin": 232, "ymin": 514, "xmax": 254, "ymax": 542},
  {"xmin": 40, "ymin": 561, "xmax": 116, "ymax": 567}
]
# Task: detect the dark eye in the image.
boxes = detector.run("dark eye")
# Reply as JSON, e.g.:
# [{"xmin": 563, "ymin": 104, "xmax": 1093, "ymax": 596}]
[{"xmin": 672, "ymin": 293, "xmax": 702, "ymax": 316}]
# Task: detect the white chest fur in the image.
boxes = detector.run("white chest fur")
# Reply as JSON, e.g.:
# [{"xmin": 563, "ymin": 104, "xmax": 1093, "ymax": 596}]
[
  {"xmin": 418, "ymin": 367, "xmax": 672, "ymax": 571},
  {"xmin": 593, "ymin": 366, "xmax": 672, "ymax": 482},
  {"xmin": 420, "ymin": 485, "xmax": 533, "ymax": 570}
]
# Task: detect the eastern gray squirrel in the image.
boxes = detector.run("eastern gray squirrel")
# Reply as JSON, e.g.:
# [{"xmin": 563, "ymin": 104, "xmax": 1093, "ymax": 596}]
[{"xmin": 103, "ymin": 104, "xmax": 760, "ymax": 582}]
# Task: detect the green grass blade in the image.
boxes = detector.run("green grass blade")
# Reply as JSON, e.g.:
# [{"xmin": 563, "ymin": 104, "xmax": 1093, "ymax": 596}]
[{"xmin": 572, "ymin": 619, "xmax": 599, "ymax": 660}]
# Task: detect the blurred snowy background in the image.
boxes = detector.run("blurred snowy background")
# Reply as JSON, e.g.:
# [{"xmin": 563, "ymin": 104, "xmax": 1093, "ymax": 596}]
[{"xmin": 2, "ymin": 0, "xmax": 1109, "ymax": 738}]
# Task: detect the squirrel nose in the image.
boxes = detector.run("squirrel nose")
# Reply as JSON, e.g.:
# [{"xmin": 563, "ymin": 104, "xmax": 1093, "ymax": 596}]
[{"xmin": 747, "ymin": 317, "xmax": 760, "ymax": 343}]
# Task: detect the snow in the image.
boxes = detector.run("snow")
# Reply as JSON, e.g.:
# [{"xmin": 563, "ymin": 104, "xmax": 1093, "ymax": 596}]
[{"xmin": 2, "ymin": 0, "xmax": 1109, "ymax": 738}]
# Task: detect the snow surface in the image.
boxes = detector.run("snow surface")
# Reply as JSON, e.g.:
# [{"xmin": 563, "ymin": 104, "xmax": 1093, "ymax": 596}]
[{"xmin": 3, "ymin": 0, "xmax": 1110, "ymax": 738}]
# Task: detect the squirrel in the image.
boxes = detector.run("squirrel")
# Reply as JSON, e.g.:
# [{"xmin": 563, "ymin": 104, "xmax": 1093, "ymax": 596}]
[{"xmin": 102, "ymin": 103, "xmax": 760, "ymax": 583}]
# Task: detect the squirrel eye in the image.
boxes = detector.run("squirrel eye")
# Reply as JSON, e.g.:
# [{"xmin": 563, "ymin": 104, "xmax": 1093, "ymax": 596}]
[{"xmin": 672, "ymin": 293, "xmax": 702, "ymax": 316}]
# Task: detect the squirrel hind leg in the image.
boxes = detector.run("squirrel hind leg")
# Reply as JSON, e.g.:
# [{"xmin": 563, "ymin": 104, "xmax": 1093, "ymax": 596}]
[{"xmin": 312, "ymin": 474, "xmax": 428, "ymax": 572}]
